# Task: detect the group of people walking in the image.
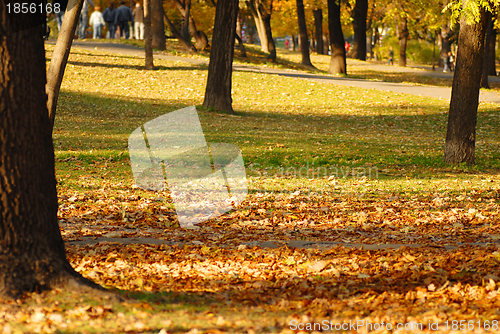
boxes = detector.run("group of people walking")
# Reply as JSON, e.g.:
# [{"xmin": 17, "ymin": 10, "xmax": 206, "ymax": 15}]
[{"xmin": 56, "ymin": 0, "xmax": 144, "ymax": 40}]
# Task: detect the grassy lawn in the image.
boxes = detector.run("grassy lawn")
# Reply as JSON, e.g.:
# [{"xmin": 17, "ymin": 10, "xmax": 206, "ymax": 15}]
[{"xmin": 1, "ymin": 42, "xmax": 499, "ymax": 333}]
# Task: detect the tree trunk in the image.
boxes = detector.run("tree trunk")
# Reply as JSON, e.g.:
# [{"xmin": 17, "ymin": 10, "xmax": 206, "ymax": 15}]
[
  {"xmin": 173, "ymin": 0, "xmax": 209, "ymax": 49},
  {"xmin": 297, "ymin": 0, "xmax": 312, "ymax": 66},
  {"xmin": 323, "ymin": 34, "xmax": 329, "ymax": 54},
  {"xmin": 313, "ymin": 8, "xmax": 324, "ymax": 55},
  {"xmin": 181, "ymin": 0, "xmax": 191, "ymax": 42},
  {"xmin": 144, "ymin": 0, "xmax": 154, "ymax": 69},
  {"xmin": 0, "ymin": 6, "xmax": 97, "ymax": 299},
  {"xmin": 164, "ymin": 12, "xmax": 197, "ymax": 52},
  {"xmin": 487, "ymin": 23, "xmax": 497, "ymax": 76},
  {"xmin": 151, "ymin": 0, "xmax": 166, "ymax": 50},
  {"xmin": 203, "ymin": 0, "xmax": 239, "ymax": 113},
  {"xmin": 261, "ymin": 5, "xmax": 276, "ymax": 62},
  {"xmin": 444, "ymin": 7, "xmax": 487, "ymax": 165},
  {"xmin": 292, "ymin": 33, "xmax": 296, "ymax": 51},
  {"xmin": 398, "ymin": 16, "xmax": 408, "ymax": 67},
  {"xmin": 46, "ymin": 0, "xmax": 83, "ymax": 131},
  {"xmin": 352, "ymin": 0, "xmax": 367, "ymax": 60},
  {"xmin": 247, "ymin": 0, "xmax": 268, "ymax": 52},
  {"xmin": 481, "ymin": 11, "xmax": 492, "ymax": 89},
  {"xmin": 327, "ymin": 0, "xmax": 346, "ymax": 74}
]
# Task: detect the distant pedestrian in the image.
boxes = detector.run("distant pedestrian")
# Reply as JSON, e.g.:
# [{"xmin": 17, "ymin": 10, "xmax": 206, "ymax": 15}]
[
  {"xmin": 103, "ymin": 2, "xmax": 116, "ymax": 39},
  {"xmin": 114, "ymin": 0, "xmax": 133, "ymax": 39},
  {"xmin": 133, "ymin": 3, "xmax": 144, "ymax": 40},
  {"xmin": 78, "ymin": 0, "xmax": 94, "ymax": 39},
  {"xmin": 443, "ymin": 52, "xmax": 451, "ymax": 72},
  {"xmin": 388, "ymin": 47, "xmax": 394, "ymax": 65},
  {"xmin": 448, "ymin": 51, "xmax": 455, "ymax": 72},
  {"xmin": 89, "ymin": 6, "xmax": 105, "ymax": 39},
  {"xmin": 54, "ymin": 0, "xmax": 68, "ymax": 32},
  {"xmin": 285, "ymin": 39, "xmax": 289, "ymax": 50}
]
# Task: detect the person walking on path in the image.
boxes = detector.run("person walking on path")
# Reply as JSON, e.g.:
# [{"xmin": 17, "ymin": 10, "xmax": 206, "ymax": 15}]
[
  {"xmin": 388, "ymin": 47, "xmax": 394, "ymax": 65},
  {"xmin": 133, "ymin": 3, "xmax": 144, "ymax": 40},
  {"xmin": 103, "ymin": 2, "xmax": 117, "ymax": 39},
  {"xmin": 89, "ymin": 6, "xmax": 106, "ymax": 39},
  {"xmin": 448, "ymin": 51, "xmax": 455, "ymax": 72},
  {"xmin": 78, "ymin": 0, "xmax": 94, "ymax": 39},
  {"xmin": 114, "ymin": 1, "xmax": 134, "ymax": 39},
  {"xmin": 55, "ymin": 0, "xmax": 68, "ymax": 32}
]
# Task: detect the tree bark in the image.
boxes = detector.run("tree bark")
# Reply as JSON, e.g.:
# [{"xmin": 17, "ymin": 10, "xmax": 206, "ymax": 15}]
[
  {"xmin": 398, "ymin": 16, "xmax": 408, "ymax": 67},
  {"xmin": 164, "ymin": 12, "xmax": 197, "ymax": 52},
  {"xmin": 181, "ymin": 0, "xmax": 191, "ymax": 42},
  {"xmin": 173, "ymin": 0, "xmax": 209, "ymax": 49},
  {"xmin": 46, "ymin": 0, "xmax": 84, "ymax": 131},
  {"xmin": 260, "ymin": 2, "xmax": 276, "ymax": 61},
  {"xmin": 151, "ymin": 0, "xmax": 166, "ymax": 50},
  {"xmin": 203, "ymin": 0, "xmax": 238, "ymax": 113},
  {"xmin": 296, "ymin": 0, "xmax": 312, "ymax": 66},
  {"xmin": 444, "ymin": 7, "xmax": 487, "ymax": 165},
  {"xmin": 352, "ymin": 0, "xmax": 367, "ymax": 60},
  {"xmin": 313, "ymin": 8, "xmax": 324, "ymax": 55},
  {"xmin": 0, "ymin": 4, "xmax": 97, "ymax": 299},
  {"xmin": 327, "ymin": 0, "xmax": 346, "ymax": 74},
  {"xmin": 247, "ymin": 0, "xmax": 268, "ymax": 52},
  {"xmin": 481, "ymin": 11, "xmax": 492, "ymax": 89},
  {"xmin": 144, "ymin": 0, "xmax": 154, "ymax": 69},
  {"xmin": 487, "ymin": 23, "xmax": 497, "ymax": 76}
]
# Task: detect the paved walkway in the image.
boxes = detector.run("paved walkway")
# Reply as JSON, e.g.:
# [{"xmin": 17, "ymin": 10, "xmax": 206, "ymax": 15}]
[
  {"xmin": 68, "ymin": 236, "xmax": 500, "ymax": 251},
  {"xmin": 64, "ymin": 41, "xmax": 500, "ymax": 104}
]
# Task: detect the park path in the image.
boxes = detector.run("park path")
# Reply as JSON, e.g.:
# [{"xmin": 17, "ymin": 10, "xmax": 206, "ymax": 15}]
[{"xmin": 68, "ymin": 41, "xmax": 500, "ymax": 104}]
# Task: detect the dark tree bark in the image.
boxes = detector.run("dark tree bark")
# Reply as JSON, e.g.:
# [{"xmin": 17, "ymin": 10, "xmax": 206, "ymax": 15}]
[
  {"xmin": 164, "ymin": 12, "xmax": 197, "ymax": 52},
  {"xmin": 181, "ymin": 0, "xmax": 191, "ymax": 42},
  {"xmin": 327, "ymin": 0, "xmax": 346, "ymax": 74},
  {"xmin": 203, "ymin": 0, "xmax": 239, "ymax": 113},
  {"xmin": 151, "ymin": 0, "xmax": 166, "ymax": 50},
  {"xmin": 481, "ymin": 11, "xmax": 493, "ymax": 89},
  {"xmin": 297, "ymin": 0, "xmax": 312, "ymax": 66},
  {"xmin": 444, "ymin": 7, "xmax": 487, "ymax": 165},
  {"xmin": 352, "ymin": 0, "xmax": 367, "ymax": 60},
  {"xmin": 46, "ymin": 0, "xmax": 83, "ymax": 131},
  {"xmin": 398, "ymin": 16, "xmax": 409, "ymax": 66},
  {"xmin": 0, "ymin": 3, "xmax": 97, "ymax": 299},
  {"xmin": 313, "ymin": 8, "xmax": 324, "ymax": 55},
  {"xmin": 487, "ymin": 22, "xmax": 497, "ymax": 76},
  {"xmin": 144, "ymin": 0, "xmax": 154, "ymax": 69},
  {"xmin": 173, "ymin": 0, "xmax": 209, "ymax": 49}
]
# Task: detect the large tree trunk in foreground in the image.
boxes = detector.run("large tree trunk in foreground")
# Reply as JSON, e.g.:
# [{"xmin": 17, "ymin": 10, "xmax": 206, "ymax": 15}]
[
  {"xmin": 327, "ymin": 0, "xmax": 346, "ymax": 74},
  {"xmin": 144, "ymin": 0, "xmax": 154, "ymax": 69},
  {"xmin": 0, "ymin": 5, "xmax": 95, "ymax": 299},
  {"xmin": 151, "ymin": 0, "xmax": 165, "ymax": 50},
  {"xmin": 297, "ymin": 0, "xmax": 312, "ymax": 66},
  {"xmin": 313, "ymin": 9, "xmax": 324, "ymax": 55},
  {"xmin": 352, "ymin": 0, "xmax": 367, "ymax": 60},
  {"xmin": 398, "ymin": 16, "xmax": 408, "ymax": 67},
  {"xmin": 444, "ymin": 8, "xmax": 487, "ymax": 165},
  {"xmin": 203, "ymin": 0, "xmax": 238, "ymax": 113},
  {"xmin": 46, "ymin": 0, "xmax": 84, "ymax": 131}
]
